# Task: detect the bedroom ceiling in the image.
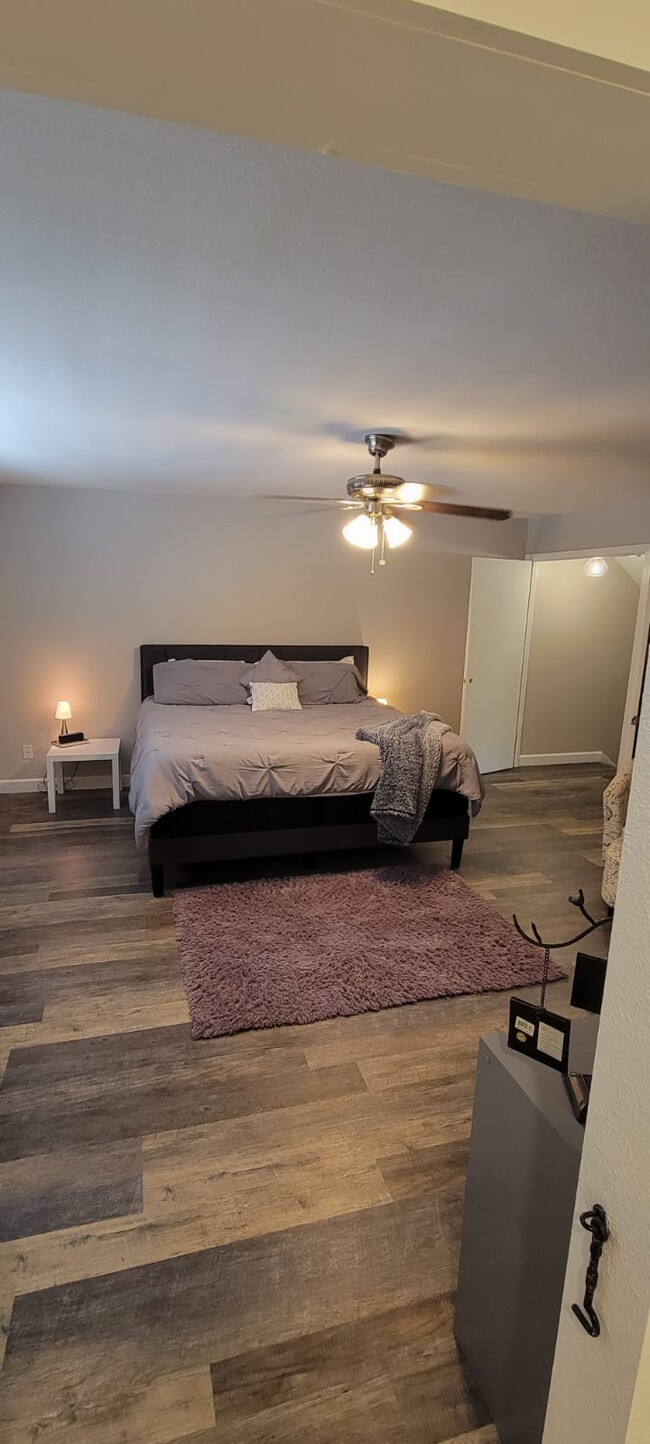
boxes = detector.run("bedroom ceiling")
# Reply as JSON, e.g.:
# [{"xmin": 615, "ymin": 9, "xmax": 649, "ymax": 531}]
[
  {"xmin": 1, "ymin": 1, "xmax": 650, "ymax": 224},
  {"xmin": 1, "ymin": 89, "xmax": 649, "ymax": 516}
]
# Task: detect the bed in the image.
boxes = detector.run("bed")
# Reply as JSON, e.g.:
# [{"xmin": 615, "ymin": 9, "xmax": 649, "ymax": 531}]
[{"xmin": 132, "ymin": 644, "xmax": 483, "ymax": 896}]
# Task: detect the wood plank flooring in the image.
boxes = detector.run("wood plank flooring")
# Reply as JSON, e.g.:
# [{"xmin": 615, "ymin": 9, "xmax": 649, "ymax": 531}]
[{"xmin": 0, "ymin": 766, "xmax": 611, "ymax": 1443}]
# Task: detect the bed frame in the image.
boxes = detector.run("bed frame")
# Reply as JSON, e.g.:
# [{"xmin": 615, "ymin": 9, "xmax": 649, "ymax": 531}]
[{"xmin": 140, "ymin": 644, "xmax": 470, "ymax": 896}]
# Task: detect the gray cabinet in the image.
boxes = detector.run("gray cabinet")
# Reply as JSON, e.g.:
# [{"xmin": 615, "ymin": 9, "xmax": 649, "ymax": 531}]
[{"xmin": 455, "ymin": 1019, "xmax": 598, "ymax": 1444}]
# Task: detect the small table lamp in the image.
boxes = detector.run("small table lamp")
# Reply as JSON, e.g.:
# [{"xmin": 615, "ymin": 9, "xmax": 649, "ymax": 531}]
[{"xmin": 55, "ymin": 700, "xmax": 72, "ymax": 737}]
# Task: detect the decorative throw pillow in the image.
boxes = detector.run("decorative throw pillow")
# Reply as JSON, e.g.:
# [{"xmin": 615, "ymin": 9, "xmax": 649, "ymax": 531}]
[
  {"xmin": 250, "ymin": 681, "xmax": 302, "ymax": 712},
  {"xmin": 241, "ymin": 650, "xmax": 300, "ymax": 686}
]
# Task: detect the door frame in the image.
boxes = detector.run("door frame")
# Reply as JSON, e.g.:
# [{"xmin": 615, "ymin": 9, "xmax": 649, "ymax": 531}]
[
  {"xmin": 617, "ymin": 552, "xmax": 650, "ymax": 769},
  {"xmin": 459, "ymin": 565, "xmax": 475, "ymax": 739},
  {"xmin": 513, "ymin": 545, "xmax": 650, "ymax": 770}
]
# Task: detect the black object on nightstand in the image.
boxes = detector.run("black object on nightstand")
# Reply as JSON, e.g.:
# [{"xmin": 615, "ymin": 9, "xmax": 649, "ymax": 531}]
[
  {"xmin": 571, "ymin": 952, "xmax": 608, "ymax": 1014},
  {"xmin": 562, "ymin": 952, "xmax": 606, "ymax": 1127},
  {"xmin": 564, "ymin": 1071, "xmax": 592, "ymax": 1126}
]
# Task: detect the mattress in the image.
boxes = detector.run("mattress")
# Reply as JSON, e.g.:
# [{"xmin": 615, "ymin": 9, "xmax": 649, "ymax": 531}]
[{"xmin": 129, "ymin": 696, "xmax": 484, "ymax": 850}]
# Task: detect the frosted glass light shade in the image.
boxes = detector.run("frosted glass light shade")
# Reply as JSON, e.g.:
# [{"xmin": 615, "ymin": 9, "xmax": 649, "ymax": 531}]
[
  {"xmin": 383, "ymin": 515, "xmax": 413, "ymax": 548},
  {"xmin": 584, "ymin": 556, "xmax": 608, "ymax": 577},
  {"xmin": 342, "ymin": 513, "xmax": 378, "ymax": 549},
  {"xmin": 393, "ymin": 483, "xmax": 423, "ymax": 503},
  {"xmin": 55, "ymin": 700, "xmax": 72, "ymax": 721}
]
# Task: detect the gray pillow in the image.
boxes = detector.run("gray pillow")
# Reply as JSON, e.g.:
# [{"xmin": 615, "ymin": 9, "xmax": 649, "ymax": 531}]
[
  {"xmin": 292, "ymin": 659, "xmax": 367, "ymax": 704},
  {"xmin": 241, "ymin": 650, "xmax": 300, "ymax": 685},
  {"xmin": 153, "ymin": 659, "xmax": 248, "ymax": 705}
]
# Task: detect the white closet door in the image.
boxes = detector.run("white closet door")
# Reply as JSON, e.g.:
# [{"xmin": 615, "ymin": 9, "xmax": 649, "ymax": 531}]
[{"xmin": 460, "ymin": 557, "xmax": 533, "ymax": 773}]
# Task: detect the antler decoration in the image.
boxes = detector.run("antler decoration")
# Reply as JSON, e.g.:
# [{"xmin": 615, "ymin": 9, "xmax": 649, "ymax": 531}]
[
  {"xmin": 514, "ymin": 883, "xmax": 609, "ymax": 1010},
  {"xmin": 513, "ymin": 889, "xmax": 611, "ymax": 952}
]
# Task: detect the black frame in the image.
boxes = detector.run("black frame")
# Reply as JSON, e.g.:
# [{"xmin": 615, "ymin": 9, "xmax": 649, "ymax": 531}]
[{"xmin": 139, "ymin": 645, "xmax": 470, "ymax": 895}]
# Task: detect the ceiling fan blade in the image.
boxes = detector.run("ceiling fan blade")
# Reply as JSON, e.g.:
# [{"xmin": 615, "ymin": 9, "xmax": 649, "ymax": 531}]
[
  {"xmin": 389, "ymin": 432, "xmax": 445, "ymax": 449},
  {"xmin": 263, "ymin": 494, "xmax": 360, "ymax": 507},
  {"xmin": 390, "ymin": 481, "xmax": 447, "ymax": 504},
  {"xmin": 419, "ymin": 501, "xmax": 512, "ymax": 521}
]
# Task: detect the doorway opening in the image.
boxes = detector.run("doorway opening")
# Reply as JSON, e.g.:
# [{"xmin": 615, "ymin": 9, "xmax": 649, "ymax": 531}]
[
  {"xmin": 461, "ymin": 552, "xmax": 650, "ymax": 777},
  {"xmin": 517, "ymin": 555, "xmax": 644, "ymax": 772}
]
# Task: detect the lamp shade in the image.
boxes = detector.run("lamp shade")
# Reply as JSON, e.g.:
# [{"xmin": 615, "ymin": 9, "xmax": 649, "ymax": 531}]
[
  {"xmin": 342, "ymin": 513, "xmax": 378, "ymax": 550},
  {"xmin": 55, "ymin": 700, "xmax": 72, "ymax": 721},
  {"xmin": 383, "ymin": 515, "xmax": 412, "ymax": 549}
]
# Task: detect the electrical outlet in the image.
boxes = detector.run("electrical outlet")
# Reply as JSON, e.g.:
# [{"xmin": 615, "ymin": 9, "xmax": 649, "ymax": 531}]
[{"xmin": 22, "ymin": 743, "xmax": 34, "ymax": 760}]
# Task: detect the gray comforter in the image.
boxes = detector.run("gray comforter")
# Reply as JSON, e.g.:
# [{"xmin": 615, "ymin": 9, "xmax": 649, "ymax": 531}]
[{"xmin": 129, "ymin": 697, "xmax": 484, "ymax": 850}]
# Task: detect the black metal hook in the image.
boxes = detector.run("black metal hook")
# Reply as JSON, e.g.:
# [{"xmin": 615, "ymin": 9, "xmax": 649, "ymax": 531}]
[
  {"xmin": 573, "ymin": 1297, "xmax": 601, "ymax": 1339},
  {"xmin": 572, "ymin": 1204, "xmax": 609, "ymax": 1338}
]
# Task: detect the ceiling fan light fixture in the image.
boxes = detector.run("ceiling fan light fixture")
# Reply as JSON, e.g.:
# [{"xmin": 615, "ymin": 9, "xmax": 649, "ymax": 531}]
[
  {"xmin": 584, "ymin": 556, "xmax": 608, "ymax": 577},
  {"xmin": 393, "ymin": 482, "xmax": 423, "ymax": 504},
  {"xmin": 383, "ymin": 515, "xmax": 413, "ymax": 549},
  {"xmin": 342, "ymin": 512, "xmax": 379, "ymax": 550}
]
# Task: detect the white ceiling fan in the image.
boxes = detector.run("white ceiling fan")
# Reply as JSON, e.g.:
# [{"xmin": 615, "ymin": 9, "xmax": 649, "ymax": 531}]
[{"xmin": 269, "ymin": 432, "xmax": 511, "ymax": 572}]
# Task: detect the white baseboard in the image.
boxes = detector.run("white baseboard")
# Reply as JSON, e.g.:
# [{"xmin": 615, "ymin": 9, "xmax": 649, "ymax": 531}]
[
  {"xmin": 518, "ymin": 751, "xmax": 615, "ymax": 767},
  {"xmin": 0, "ymin": 777, "xmax": 42, "ymax": 793},
  {"xmin": 0, "ymin": 773, "xmax": 131, "ymax": 794}
]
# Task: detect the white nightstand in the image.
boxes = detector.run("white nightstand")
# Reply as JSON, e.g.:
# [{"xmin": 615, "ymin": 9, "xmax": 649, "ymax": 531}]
[{"xmin": 46, "ymin": 738, "xmax": 122, "ymax": 814}]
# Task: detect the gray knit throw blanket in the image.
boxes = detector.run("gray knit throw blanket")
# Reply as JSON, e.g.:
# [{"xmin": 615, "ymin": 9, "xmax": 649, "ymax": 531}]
[{"xmin": 356, "ymin": 711, "xmax": 451, "ymax": 845}]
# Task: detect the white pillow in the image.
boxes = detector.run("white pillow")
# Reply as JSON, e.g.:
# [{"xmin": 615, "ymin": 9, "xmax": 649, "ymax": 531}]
[{"xmin": 250, "ymin": 681, "xmax": 302, "ymax": 712}]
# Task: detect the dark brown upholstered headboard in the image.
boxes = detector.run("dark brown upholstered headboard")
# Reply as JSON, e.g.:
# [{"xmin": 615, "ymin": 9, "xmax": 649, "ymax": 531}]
[{"xmin": 140, "ymin": 645, "xmax": 369, "ymax": 701}]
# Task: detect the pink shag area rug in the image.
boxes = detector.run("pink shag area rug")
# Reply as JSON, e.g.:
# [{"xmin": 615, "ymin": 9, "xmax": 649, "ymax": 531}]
[{"xmin": 172, "ymin": 865, "xmax": 565, "ymax": 1039}]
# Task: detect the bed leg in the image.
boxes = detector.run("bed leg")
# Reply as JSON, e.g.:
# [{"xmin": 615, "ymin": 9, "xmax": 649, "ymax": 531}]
[
  {"xmin": 451, "ymin": 838, "xmax": 464, "ymax": 870},
  {"xmin": 151, "ymin": 864, "xmax": 164, "ymax": 898}
]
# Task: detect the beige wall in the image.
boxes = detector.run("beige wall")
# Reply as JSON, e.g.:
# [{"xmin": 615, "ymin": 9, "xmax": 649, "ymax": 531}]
[
  {"xmin": 0, "ymin": 483, "xmax": 527, "ymax": 785},
  {"xmin": 526, "ymin": 501, "xmax": 650, "ymax": 556},
  {"xmin": 543, "ymin": 686, "xmax": 650, "ymax": 1444},
  {"xmin": 520, "ymin": 558, "xmax": 639, "ymax": 762},
  {"xmin": 625, "ymin": 1316, "xmax": 650, "ymax": 1443},
  {"xmin": 413, "ymin": 0, "xmax": 650, "ymax": 71}
]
